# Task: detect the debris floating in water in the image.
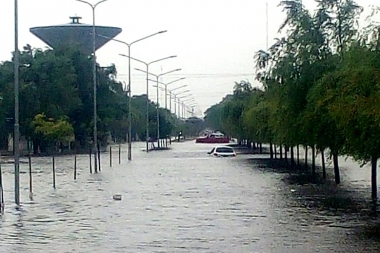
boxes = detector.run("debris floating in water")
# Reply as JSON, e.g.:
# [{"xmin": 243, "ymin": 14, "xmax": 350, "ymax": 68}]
[{"xmin": 113, "ymin": 194, "xmax": 122, "ymax": 201}]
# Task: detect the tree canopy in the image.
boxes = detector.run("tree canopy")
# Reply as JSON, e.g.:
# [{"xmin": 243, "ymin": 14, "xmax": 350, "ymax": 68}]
[
  {"xmin": 204, "ymin": 0, "xmax": 380, "ymax": 199},
  {"xmin": 0, "ymin": 45, "xmax": 188, "ymax": 152}
]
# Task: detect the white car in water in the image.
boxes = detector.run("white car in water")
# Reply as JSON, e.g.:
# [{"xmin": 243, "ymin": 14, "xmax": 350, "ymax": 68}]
[{"xmin": 207, "ymin": 146, "xmax": 236, "ymax": 157}]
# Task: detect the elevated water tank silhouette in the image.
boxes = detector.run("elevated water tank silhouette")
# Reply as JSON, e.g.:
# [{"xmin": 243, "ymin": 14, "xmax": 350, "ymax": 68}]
[{"xmin": 30, "ymin": 16, "xmax": 122, "ymax": 55}]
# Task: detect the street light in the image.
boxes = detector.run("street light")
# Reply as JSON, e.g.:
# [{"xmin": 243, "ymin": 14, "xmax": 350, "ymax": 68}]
[
  {"xmin": 150, "ymin": 78, "xmax": 185, "ymax": 113},
  {"xmin": 183, "ymin": 99, "xmax": 195, "ymax": 104},
  {"xmin": 187, "ymin": 103, "xmax": 197, "ymax": 107},
  {"xmin": 172, "ymin": 89, "xmax": 189, "ymax": 117},
  {"xmin": 181, "ymin": 99, "xmax": 195, "ymax": 106},
  {"xmin": 170, "ymin": 85, "xmax": 187, "ymax": 113},
  {"xmin": 183, "ymin": 99, "xmax": 196, "ymax": 118},
  {"xmin": 152, "ymin": 84, "xmax": 173, "ymax": 112},
  {"xmin": 178, "ymin": 94, "xmax": 192, "ymax": 99},
  {"xmin": 186, "ymin": 105, "xmax": 195, "ymax": 117},
  {"xmin": 170, "ymin": 84, "xmax": 187, "ymax": 92},
  {"xmin": 186, "ymin": 105, "xmax": 197, "ymax": 118},
  {"xmin": 120, "ymin": 54, "xmax": 176, "ymax": 152},
  {"xmin": 14, "ymin": 0, "xmax": 20, "ymax": 205},
  {"xmin": 187, "ymin": 105, "xmax": 197, "ymax": 114},
  {"xmin": 163, "ymin": 78, "xmax": 185, "ymax": 110},
  {"xmin": 185, "ymin": 100, "xmax": 197, "ymax": 105},
  {"xmin": 174, "ymin": 90, "xmax": 190, "ymax": 98},
  {"xmin": 98, "ymin": 31, "xmax": 167, "ymax": 160},
  {"xmin": 135, "ymin": 68, "xmax": 181, "ymax": 148},
  {"xmin": 177, "ymin": 94, "xmax": 192, "ymax": 119},
  {"xmin": 76, "ymin": 0, "xmax": 109, "ymax": 173}
]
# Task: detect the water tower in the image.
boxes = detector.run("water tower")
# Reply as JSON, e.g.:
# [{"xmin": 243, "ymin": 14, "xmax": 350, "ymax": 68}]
[{"xmin": 30, "ymin": 16, "xmax": 122, "ymax": 55}]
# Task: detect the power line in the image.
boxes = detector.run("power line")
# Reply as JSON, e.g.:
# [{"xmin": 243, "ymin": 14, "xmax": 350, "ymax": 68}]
[{"xmin": 118, "ymin": 73, "xmax": 255, "ymax": 78}]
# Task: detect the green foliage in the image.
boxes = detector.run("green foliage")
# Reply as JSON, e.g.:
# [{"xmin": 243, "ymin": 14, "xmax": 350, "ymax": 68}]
[
  {"xmin": 204, "ymin": 0, "xmax": 380, "ymax": 196},
  {"xmin": 204, "ymin": 94, "xmax": 232, "ymax": 131},
  {"xmin": 0, "ymin": 45, "xmax": 184, "ymax": 151},
  {"xmin": 31, "ymin": 113, "xmax": 74, "ymax": 144},
  {"xmin": 325, "ymin": 46, "xmax": 380, "ymax": 160}
]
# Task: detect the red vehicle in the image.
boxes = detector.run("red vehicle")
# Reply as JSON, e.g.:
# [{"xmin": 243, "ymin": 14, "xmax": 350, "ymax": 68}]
[{"xmin": 195, "ymin": 132, "xmax": 230, "ymax": 144}]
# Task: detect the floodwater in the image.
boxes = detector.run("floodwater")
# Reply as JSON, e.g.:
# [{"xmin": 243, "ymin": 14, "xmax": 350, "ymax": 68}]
[{"xmin": 0, "ymin": 141, "xmax": 379, "ymax": 252}]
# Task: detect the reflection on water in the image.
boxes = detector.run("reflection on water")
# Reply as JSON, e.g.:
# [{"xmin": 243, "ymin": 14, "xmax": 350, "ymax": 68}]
[{"xmin": 0, "ymin": 141, "xmax": 379, "ymax": 252}]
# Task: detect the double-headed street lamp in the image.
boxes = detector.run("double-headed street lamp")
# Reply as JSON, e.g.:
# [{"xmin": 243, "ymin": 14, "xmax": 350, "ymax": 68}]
[
  {"xmin": 120, "ymin": 54, "xmax": 176, "ymax": 152},
  {"xmin": 98, "ymin": 31, "xmax": 167, "ymax": 160},
  {"xmin": 135, "ymin": 68, "xmax": 181, "ymax": 148},
  {"xmin": 76, "ymin": 0, "xmax": 110, "ymax": 173}
]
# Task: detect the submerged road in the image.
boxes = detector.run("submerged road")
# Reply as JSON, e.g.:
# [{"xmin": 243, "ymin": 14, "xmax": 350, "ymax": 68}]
[{"xmin": 0, "ymin": 141, "xmax": 379, "ymax": 252}]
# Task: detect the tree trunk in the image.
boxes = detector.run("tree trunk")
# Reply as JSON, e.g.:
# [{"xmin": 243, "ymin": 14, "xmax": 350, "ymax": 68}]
[
  {"xmin": 304, "ymin": 146, "xmax": 308, "ymax": 170},
  {"xmin": 333, "ymin": 152, "xmax": 340, "ymax": 184},
  {"xmin": 284, "ymin": 145, "xmax": 288, "ymax": 164},
  {"xmin": 321, "ymin": 149, "xmax": 326, "ymax": 180},
  {"xmin": 311, "ymin": 145, "xmax": 316, "ymax": 177},
  {"xmin": 296, "ymin": 145, "xmax": 300, "ymax": 167},
  {"xmin": 291, "ymin": 146, "xmax": 295, "ymax": 167},
  {"xmin": 371, "ymin": 156, "xmax": 377, "ymax": 200},
  {"xmin": 259, "ymin": 143, "xmax": 262, "ymax": 154},
  {"xmin": 270, "ymin": 143, "xmax": 273, "ymax": 159},
  {"xmin": 274, "ymin": 144, "xmax": 277, "ymax": 159},
  {"xmin": 280, "ymin": 144, "xmax": 283, "ymax": 160}
]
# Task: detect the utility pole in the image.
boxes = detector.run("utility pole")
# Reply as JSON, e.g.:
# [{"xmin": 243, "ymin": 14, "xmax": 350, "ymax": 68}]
[{"xmin": 14, "ymin": 0, "xmax": 20, "ymax": 205}]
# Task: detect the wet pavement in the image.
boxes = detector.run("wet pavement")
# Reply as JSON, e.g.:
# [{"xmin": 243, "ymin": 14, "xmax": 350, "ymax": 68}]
[{"xmin": 0, "ymin": 141, "xmax": 379, "ymax": 252}]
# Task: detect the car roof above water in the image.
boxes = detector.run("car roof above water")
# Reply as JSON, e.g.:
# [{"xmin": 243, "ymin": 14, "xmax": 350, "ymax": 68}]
[{"xmin": 214, "ymin": 146, "xmax": 235, "ymax": 151}]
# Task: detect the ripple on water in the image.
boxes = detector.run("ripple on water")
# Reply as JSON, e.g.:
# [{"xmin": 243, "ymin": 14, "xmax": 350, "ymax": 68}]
[{"xmin": 0, "ymin": 143, "xmax": 379, "ymax": 252}]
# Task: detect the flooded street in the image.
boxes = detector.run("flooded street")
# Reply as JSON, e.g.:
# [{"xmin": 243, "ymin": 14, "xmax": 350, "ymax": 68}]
[{"xmin": 0, "ymin": 141, "xmax": 379, "ymax": 252}]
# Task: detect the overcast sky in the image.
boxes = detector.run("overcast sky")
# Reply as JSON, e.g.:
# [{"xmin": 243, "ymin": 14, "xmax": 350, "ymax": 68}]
[{"xmin": 0, "ymin": 0, "xmax": 378, "ymax": 116}]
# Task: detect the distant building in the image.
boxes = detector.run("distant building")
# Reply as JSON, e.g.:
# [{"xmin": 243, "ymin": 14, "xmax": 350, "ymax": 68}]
[{"xmin": 30, "ymin": 16, "xmax": 122, "ymax": 55}]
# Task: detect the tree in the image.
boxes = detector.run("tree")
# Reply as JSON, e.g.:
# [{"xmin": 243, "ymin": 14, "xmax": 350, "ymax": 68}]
[
  {"xmin": 0, "ymin": 44, "xmax": 187, "ymax": 152},
  {"xmin": 325, "ymin": 45, "xmax": 380, "ymax": 199},
  {"xmin": 204, "ymin": 94, "xmax": 233, "ymax": 132},
  {"xmin": 31, "ymin": 113, "xmax": 74, "ymax": 152}
]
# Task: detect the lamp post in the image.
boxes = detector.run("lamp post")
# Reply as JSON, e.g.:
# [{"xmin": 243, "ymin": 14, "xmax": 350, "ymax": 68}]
[
  {"xmin": 170, "ymin": 84, "xmax": 187, "ymax": 114},
  {"xmin": 172, "ymin": 89, "xmax": 190, "ymax": 118},
  {"xmin": 14, "ymin": 0, "xmax": 20, "ymax": 205},
  {"xmin": 170, "ymin": 84, "xmax": 187, "ymax": 92},
  {"xmin": 182, "ymin": 99, "xmax": 196, "ymax": 118},
  {"xmin": 177, "ymin": 94, "xmax": 192, "ymax": 119},
  {"xmin": 150, "ymin": 78, "xmax": 185, "ymax": 114},
  {"xmin": 97, "ymin": 31, "xmax": 167, "ymax": 160},
  {"xmin": 183, "ymin": 99, "xmax": 196, "ymax": 107},
  {"xmin": 76, "ymin": 0, "xmax": 109, "ymax": 173},
  {"xmin": 120, "ymin": 55, "xmax": 176, "ymax": 152},
  {"xmin": 180, "ymin": 97, "xmax": 194, "ymax": 114},
  {"xmin": 135, "ymin": 68, "xmax": 181, "ymax": 147},
  {"xmin": 186, "ymin": 104, "xmax": 197, "ymax": 117},
  {"xmin": 162, "ymin": 78, "xmax": 185, "ymax": 111}
]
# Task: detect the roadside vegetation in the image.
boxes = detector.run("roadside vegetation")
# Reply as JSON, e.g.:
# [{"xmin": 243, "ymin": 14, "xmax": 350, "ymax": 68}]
[
  {"xmin": 0, "ymin": 45, "xmax": 198, "ymax": 153},
  {"xmin": 204, "ymin": 0, "xmax": 380, "ymax": 200}
]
